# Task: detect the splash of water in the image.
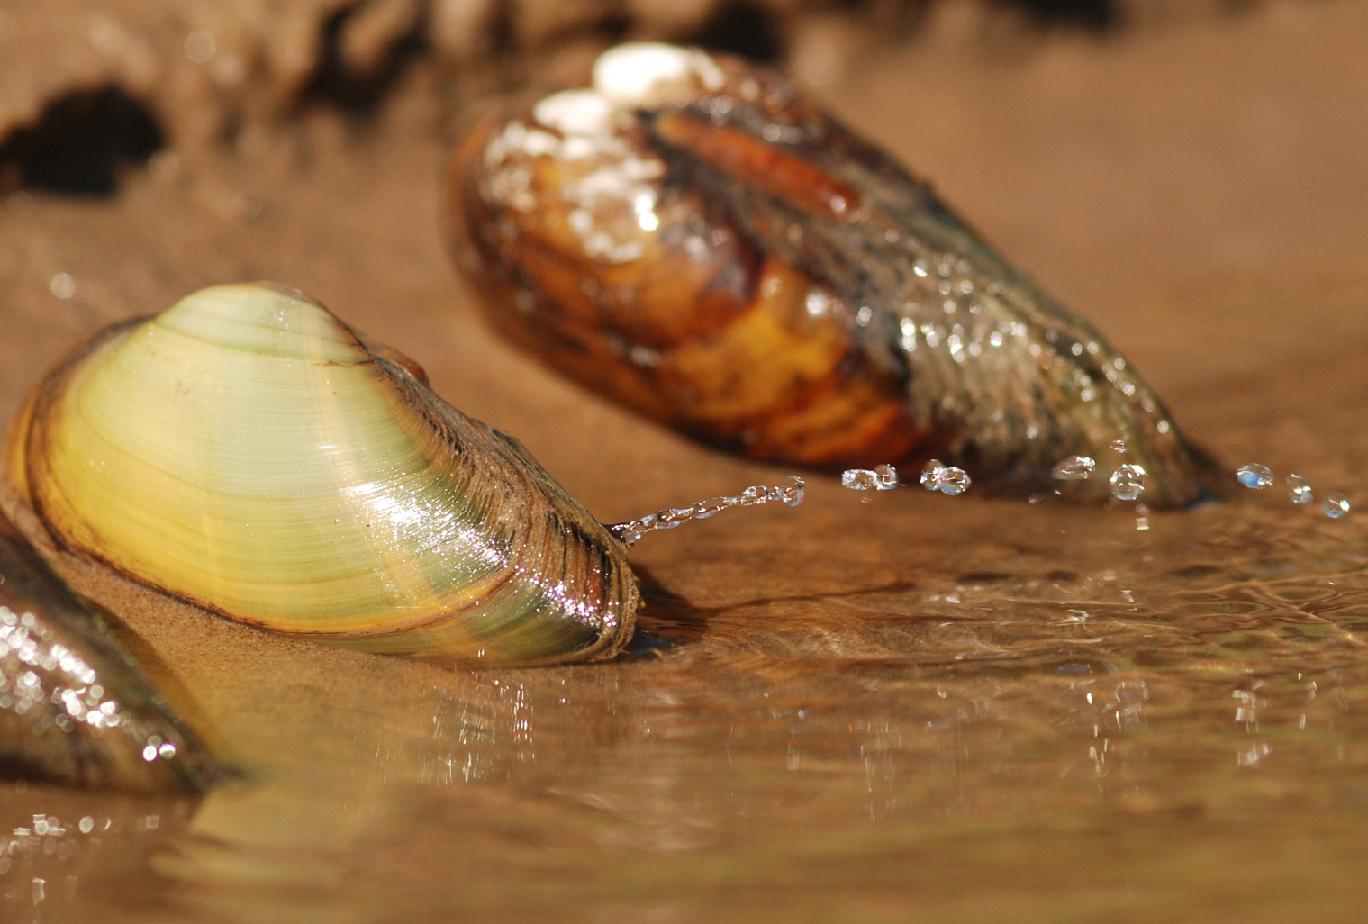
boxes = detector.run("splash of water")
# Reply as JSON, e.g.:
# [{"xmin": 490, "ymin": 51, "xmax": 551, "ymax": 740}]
[
  {"xmin": 841, "ymin": 464, "xmax": 898, "ymax": 492},
  {"xmin": 610, "ymin": 476, "xmax": 806, "ymax": 548}
]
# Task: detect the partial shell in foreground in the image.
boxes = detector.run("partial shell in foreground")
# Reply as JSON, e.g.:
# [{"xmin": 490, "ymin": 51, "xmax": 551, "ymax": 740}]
[
  {"xmin": 6, "ymin": 283, "xmax": 638, "ymax": 666},
  {"xmin": 0, "ymin": 506, "xmax": 215, "ymax": 791}
]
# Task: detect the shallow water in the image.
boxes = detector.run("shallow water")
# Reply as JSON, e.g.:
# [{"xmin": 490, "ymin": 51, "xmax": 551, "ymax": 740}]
[{"xmin": 3, "ymin": 5, "xmax": 1368, "ymax": 921}]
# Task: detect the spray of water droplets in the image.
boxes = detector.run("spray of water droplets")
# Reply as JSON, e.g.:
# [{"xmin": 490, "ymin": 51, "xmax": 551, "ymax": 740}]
[
  {"xmin": 821, "ymin": 444, "xmax": 1355, "ymax": 544},
  {"xmin": 835, "ymin": 449, "xmax": 1351, "ymax": 530},
  {"xmin": 1228, "ymin": 464, "xmax": 1347, "ymax": 519},
  {"xmin": 610, "ymin": 476, "xmax": 806, "ymax": 548},
  {"xmin": 911, "ymin": 459, "xmax": 970, "ymax": 496},
  {"xmin": 622, "ymin": 450, "xmax": 1352, "ymax": 552},
  {"xmin": 841, "ymin": 464, "xmax": 898, "ymax": 492},
  {"xmin": 1035, "ymin": 451, "xmax": 1359, "ymax": 528},
  {"xmin": 839, "ymin": 459, "xmax": 971, "ymax": 498}
]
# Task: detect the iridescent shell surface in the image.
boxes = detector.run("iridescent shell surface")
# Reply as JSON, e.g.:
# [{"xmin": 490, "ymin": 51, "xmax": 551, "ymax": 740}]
[
  {"xmin": 449, "ymin": 43, "xmax": 1216, "ymax": 506},
  {"xmin": 6, "ymin": 284, "xmax": 638, "ymax": 666},
  {"xmin": 0, "ymin": 507, "xmax": 214, "ymax": 791}
]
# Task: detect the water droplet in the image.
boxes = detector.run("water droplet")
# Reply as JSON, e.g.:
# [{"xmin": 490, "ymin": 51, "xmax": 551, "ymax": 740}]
[
  {"xmin": 49, "ymin": 273, "xmax": 76, "ymax": 300},
  {"xmin": 1109, "ymin": 464, "xmax": 1147, "ymax": 502},
  {"xmin": 1110, "ymin": 438, "xmax": 1128, "ymax": 454},
  {"xmin": 1323, "ymin": 493, "xmax": 1351, "ymax": 520},
  {"xmin": 873, "ymin": 464, "xmax": 898, "ymax": 490},
  {"xmin": 1051, "ymin": 455, "xmax": 1096, "ymax": 481},
  {"xmin": 841, "ymin": 468, "xmax": 879, "ymax": 491},
  {"xmin": 919, "ymin": 459, "xmax": 946, "ymax": 491},
  {"xmin": 1286, "ymin": 474, "xmax": 1313, "ymax": 504},
  {"xmin": 657, "ymin": 507, "xmax": 692, "ymax": 528},
  {"xmin": 1235, "ymin": 463, "xmax": 1273, "ymax": 489},
  {"xmin": 184, "ymin": 30, "xmax": 217, "ymax": 64},
  {"xmin": 1135, "ymin": 503, "xmax": 1150, "ymax": 532},
  {"xmin": 937, "ymin": 467, "xmax": 972, "ymax": 496}
]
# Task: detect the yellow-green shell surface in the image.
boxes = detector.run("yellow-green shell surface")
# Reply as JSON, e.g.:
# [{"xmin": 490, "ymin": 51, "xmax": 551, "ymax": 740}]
[{"xmin": 9, "ymin": 284, "xmax": 638, "ymax": 665}]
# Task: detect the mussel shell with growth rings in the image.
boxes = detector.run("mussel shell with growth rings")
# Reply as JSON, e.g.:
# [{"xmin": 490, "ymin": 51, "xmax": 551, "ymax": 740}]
[
  {"xmin": 5, "ymin": 284, "xmax": 638, "ymax": 666},
  {"xmin": 449, "ymin": 43, "xmax": 1217, "ymax": 506}
]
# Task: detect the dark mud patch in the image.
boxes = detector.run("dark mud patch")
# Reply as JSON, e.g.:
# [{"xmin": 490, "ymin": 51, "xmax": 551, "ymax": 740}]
[{"xmin": 0, "ymin": 87, "xmax": 164, "ymax": 196}]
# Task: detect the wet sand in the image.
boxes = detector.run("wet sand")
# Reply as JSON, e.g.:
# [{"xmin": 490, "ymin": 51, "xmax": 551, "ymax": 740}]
[{"xmin": 3, "ymin": 2, "xmax": 1368, "ymax": 921}]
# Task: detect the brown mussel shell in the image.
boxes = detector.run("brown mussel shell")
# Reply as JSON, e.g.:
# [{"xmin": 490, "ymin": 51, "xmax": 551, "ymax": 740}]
[{"xmin": 448, "ymin": 43, "xmax": 1218, "ymax": 506}]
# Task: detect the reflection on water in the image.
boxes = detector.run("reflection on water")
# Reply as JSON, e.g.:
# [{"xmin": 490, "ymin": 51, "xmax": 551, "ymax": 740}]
[
  {"xmin": 12, "ymin": 493, "xmax": 1366, "ymax": 920},
  {"xmin": 3, "ymin": 482, "xmax": 1368, "ymax": 920},
  {"xmin": 0, "ymin": 791, "xmax": 197, "ymax": 921}
]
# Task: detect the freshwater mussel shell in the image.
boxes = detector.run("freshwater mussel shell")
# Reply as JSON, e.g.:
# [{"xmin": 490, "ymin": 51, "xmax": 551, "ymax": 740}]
[
  {"xmin": 0, "ymin": 506, "xmax": 214, "ymax": 791},
  {"xmin": 449, "ymin": 43, "xmax": 1216, "ymax": 506},
  {"xmin": 6, "ymin": 284, "xmax": 638, "ymax": 666}
]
